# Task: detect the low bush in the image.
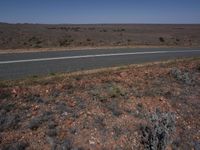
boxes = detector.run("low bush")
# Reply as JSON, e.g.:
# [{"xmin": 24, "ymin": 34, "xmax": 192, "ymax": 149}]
[
  {"xmin": 159, "ymin": 37, "xmax": 165, "ymax": 42},
  {"xmin": 140, "ymin": 109, "xmax": 176, "ymax": 150},
  {"xmin": 170, "ymin": 68, "xmax": 193, "ymax": 84}
]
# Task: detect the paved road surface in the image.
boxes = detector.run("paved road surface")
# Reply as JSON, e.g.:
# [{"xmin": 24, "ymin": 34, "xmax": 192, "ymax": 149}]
[{"xmin": 0, "ymin": 48, "xmax": 200, "ymax": 79}]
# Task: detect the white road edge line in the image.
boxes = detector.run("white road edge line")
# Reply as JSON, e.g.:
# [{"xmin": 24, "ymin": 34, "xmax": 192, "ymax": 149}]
[{"xmin": 0, "ymin": 50, "xmax": 200, "ymax": 64}]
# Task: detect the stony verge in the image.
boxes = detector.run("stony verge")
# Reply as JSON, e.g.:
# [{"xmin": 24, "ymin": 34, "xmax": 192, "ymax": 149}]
[{"xmin": 0, "ymin": 58, "xmax": 200, "ymax": 150}]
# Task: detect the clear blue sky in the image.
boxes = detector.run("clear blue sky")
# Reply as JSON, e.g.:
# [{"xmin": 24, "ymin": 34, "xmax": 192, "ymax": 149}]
[{"xmin": 0, "ymin": 0, "xmax": 200, "ymax": 24}]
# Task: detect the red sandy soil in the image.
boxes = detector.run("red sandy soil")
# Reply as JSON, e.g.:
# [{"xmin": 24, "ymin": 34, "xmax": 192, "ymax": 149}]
[{"xmin": 0, "ymin": 58, "xmax": 200, "ymax": 150}]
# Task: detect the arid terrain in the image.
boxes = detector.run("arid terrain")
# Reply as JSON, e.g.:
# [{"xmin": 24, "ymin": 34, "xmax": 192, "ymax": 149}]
[
  {"xmin": 0, "ymin": 23, "xmax": 200, "ymax": 52},
  {"xmin": 0, "ymin": 58, "xmax": 199, "ymax": 149}
]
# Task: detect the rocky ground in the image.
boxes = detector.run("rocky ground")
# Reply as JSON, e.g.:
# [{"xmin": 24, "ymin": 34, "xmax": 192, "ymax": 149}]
[
  {"xmin": 0, "ymin": 23, "xmax": 200, "ymax": 52},
  {"xmin": 0, "ymin": 58, "xmax": 200, "ymax": 150}
]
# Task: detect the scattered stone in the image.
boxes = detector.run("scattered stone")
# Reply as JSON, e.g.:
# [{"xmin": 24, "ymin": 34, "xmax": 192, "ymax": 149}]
[
  {"xmin": 46, "ymin": 129, "xmax": 57, "ymax": 137},
  {"xmin": 1, "ymin": 141, "xmax": 29, "ymax": 150},
  {"xmin": 89, "ymin": 140, "xmax": 95, "ymax": 145},
  {"xmin": 62, "ymin": 112, "xmax": 68, "ymax": 116}
]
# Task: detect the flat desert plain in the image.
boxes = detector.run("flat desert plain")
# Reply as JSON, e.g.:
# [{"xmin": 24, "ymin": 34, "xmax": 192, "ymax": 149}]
[{"xmin": 0, "ymin": 23, "xmax": 200, "ymax": 52}]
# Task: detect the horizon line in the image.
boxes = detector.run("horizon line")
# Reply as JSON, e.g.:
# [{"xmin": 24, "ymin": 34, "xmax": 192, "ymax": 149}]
[{"xmin": 1, "ymin": 22, "xmax": 200, "ymax": 25}]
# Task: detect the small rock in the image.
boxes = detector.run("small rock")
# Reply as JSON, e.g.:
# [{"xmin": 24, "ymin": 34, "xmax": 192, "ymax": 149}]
[
  {"xmin": 119, "ymin": 72, "xmax": 127, "ymax": 78},
  {"xmin": 62, "ymin": 112, "xmax": 68, "ymax": 116},
  {"xmin": 89, "ymin": 140, "xmax": 95, "ymax": 145}
]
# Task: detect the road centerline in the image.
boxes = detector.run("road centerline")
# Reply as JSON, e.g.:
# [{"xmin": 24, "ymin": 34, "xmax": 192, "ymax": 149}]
[{"xmin": 0, "ymin": 49, "xmax": 200, "ymax": 64}]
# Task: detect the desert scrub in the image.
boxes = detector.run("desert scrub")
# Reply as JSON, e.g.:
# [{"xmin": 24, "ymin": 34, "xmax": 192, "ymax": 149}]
[
  {"xmin": 106, "ymin": 100, "xmax": 122, "ymax": 116},
  {"xmin": 108, "ymin": 83, "xmax": 126, "ymax": 98},
  {"xmin": 28, "ymin": 111, "xmax": 53, "ymax": 130},
  {"xmin": 59, "ymin": 39, "xmax": 74, "ymax": 46},
  {"xmin": 0, "ymin": 89, "xmax": 12, "ymax": 99},
  {"xmin": 0, "ymin": 103, "xmax": 16, "ymax": 112},
  {"xmin": 140, "ymin": 109, "xmax": 176, "ymax": 150},
  {"xmin": 0, "ymin": 113, "xmax": 20, "ymax": 131},
  {"xmin": 159, "ymin": 37, "xmax": 165, "ymax": 42},
  {"xmin": 25, "ymin": 94, "xmax": 44, "ymax": 103},
  {"xmin": 86, "ymin": 38, "xmax": 92, "ymax": 42},
  {"xmin": 1, "ymin": 141, "xmax": 29, "ymax": 150},
  {"xmin": 170, "ymin": 68, "xmax": 193, "ymax": 84}
]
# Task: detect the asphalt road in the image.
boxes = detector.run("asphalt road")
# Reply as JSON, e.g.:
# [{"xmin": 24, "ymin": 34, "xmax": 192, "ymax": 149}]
[{"xmin": 0, "ymin": 48, "xmax": 200, "ymax": 80}]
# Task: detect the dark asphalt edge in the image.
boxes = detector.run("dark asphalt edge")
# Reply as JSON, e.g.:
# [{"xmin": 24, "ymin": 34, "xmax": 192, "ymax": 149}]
[{"xmin": 0, "ymin": 57, "xmax": 199, "ymax": 84}]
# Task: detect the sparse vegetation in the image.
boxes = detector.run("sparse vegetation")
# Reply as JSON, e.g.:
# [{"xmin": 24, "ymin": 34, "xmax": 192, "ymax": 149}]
[
  {"xmin": 0, "ymin": 114, "xmax": 20, "ymax": 131},
  {"xmin": 159, "ymin": 37, "xmax": 165, "ymax": 42},
  {"xmin": 113, "ymin": 28, "xmax": 126, "ymax": 32},
  {"xmin": 108, "ymin": 84, "xmax": 125, "ymax": 98},
  {"xmin": 140, "ymin": 109, "xmax": 176, "ymax": 150},
  {"xmin": 28, "ymin": 111, "xmax": 53, "ymax": 130},
  {"xmin": 0, "ymin": 103, "xmax": 15, "ymax": 112},
  {"xmin": 106, "ymin": 100, "xmax": 123, "ymax": 116},
  {"xmin": 170, "ymin": 67, "xmax": 193, "ymax": 84},
  {"xmin": 0, "ymin": 24, "xmax": 199, "ymax": 50},
  {"xmin": 1, "ymin": 141, "xmax": 29, "ymax": 150},
  {"xmin": 86, "ymin": 38, "xmax": 92, "ymax": 42},
  {"xmin": 59, "ymin": 36, "xmax": 74, "ymax": 46},
  {"xmin": 0, "ymin": 58, "xmax": 199, "ymax": 149},
  {"xmin": 113, "ymin": 125, "xmax": 123, "ymax": 139},
  {"xmin": 100, "ymin": 29, "xmax": 107, "ymax": 32}
]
